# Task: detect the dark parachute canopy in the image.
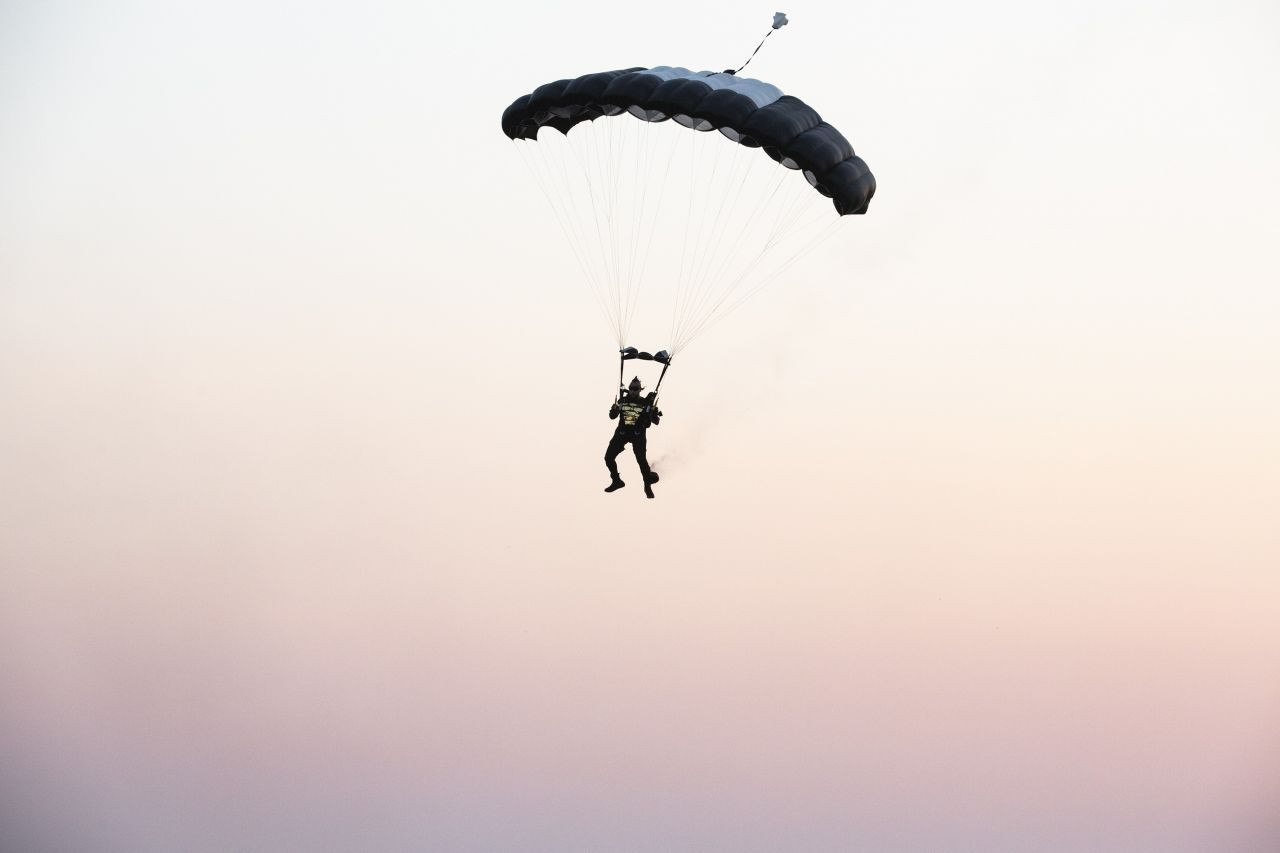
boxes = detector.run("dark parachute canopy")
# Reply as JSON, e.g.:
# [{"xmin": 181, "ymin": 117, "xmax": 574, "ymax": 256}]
[
  {"xmin": 502, "ymin": 65, "xmax": 874, "ymax": 354},
  {"xmin": 502, "ymin": 67, "xmax": 874, "ymax": 216}
]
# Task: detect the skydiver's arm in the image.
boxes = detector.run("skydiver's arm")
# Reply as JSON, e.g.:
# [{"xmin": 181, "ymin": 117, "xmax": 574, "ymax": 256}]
[{"xmin": 609, "ymin": 404, "xmax": 620, "ymax": 419}]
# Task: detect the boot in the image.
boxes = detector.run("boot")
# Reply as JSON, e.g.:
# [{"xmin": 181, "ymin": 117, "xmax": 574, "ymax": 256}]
[
  {"xmin": 604, "ymin": 474, "xmax": 625, "ymax": 493},
  {"xmin": 644, "ymin": 483, "xmax": 655, "ymax": 499}
]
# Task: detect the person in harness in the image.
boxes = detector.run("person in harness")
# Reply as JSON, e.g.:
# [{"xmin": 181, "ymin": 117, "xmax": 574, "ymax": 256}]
[{"xmin": 605, "ymin": 376, "xmax": 662, "ymax": 498}]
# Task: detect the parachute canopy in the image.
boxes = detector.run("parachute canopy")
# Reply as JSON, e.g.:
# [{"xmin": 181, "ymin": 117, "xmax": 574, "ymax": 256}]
[
  {"xmin": 502, "ymin": 66, "xmax": 874, "ymax": 216},
  {"xmin": 502, "ymin": 62, "xmax": 874, "ymax": 354}
]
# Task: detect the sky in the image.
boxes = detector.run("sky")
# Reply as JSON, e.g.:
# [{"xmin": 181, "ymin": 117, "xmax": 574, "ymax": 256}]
[{"xmin": 2, "ymin": 1, "xmax": 1279, "ymax": 851}]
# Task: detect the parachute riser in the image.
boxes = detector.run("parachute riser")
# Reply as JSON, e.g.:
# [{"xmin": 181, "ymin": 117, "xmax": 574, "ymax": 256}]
[
  {"xmin": 648, "ymin": 359, "xmax": 671, "ymax": 414},
  {"xmin": 616, "ymin": 347, "xmax": 671, "ymax": 405},
  {"xmin": 617, "ymin": 351, "xmax": 626, "ymax": 403}
]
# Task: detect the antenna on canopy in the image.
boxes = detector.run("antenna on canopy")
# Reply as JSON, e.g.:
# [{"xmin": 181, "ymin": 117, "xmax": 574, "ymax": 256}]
[{"xmin": 724, "ymin": 12, "xmax": 789, "ymax": 76}]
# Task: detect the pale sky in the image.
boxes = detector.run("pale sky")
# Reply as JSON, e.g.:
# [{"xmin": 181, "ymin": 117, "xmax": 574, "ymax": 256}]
[{"xmin": 2, "ymin": 1, "xmax": 1279, "ymax": 851}]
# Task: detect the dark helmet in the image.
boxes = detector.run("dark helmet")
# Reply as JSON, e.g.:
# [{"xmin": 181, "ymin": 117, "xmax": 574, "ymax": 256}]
[{"xmin": 627, "ymin": 376, "xmax": 644, "ymax": 392}]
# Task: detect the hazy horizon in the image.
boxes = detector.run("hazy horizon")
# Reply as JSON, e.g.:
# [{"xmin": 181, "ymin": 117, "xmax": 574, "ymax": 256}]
[{"xmin": 2, "ymin": 1, "xmax": 1278, "ymax": 850}]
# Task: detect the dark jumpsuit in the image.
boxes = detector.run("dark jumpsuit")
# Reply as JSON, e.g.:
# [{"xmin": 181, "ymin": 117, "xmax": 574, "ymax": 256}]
[{"xmin": 605, "ymin": 395, "xmax": 661, "ymax": 480}]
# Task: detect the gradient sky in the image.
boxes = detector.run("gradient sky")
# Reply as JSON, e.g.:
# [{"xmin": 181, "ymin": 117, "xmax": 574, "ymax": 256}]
[{"xmin": 2, "ymin": 1, "xmax": 1279, "ymax": 851}]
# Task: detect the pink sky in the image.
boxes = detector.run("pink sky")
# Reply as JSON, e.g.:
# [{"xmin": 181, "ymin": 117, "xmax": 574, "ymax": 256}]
[{"xmin": 2, "ymin": 1, "xmax": 1279, "ymax": 850}]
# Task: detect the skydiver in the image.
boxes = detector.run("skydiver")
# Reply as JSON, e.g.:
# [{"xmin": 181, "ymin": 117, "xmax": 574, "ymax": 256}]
[{"xmin": 605, "ymin": 376, "xmax": 662, "ymax": 499}]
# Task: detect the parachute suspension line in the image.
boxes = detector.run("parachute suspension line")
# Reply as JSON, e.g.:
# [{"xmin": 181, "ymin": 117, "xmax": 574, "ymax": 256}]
[
  {"xmin": 684, "ymin": 134, "xmax": 741, "ymax": 290},
  {"xmin": 521, "ymin": 104, "xmax": 839, "ymax": 358},
  {"xmin": 675, "ymin": 138, "xmax": 763, "ymax": 348},
  {"xmin": 611, "ymin": 122, "xmax": 628, "ymax": 340},
  {"xmin": 607, "ymin": 118, "xmax": 630, "ymax": 342},
  {"xmin": 669, "ymin": 127, "xmax": 701, "ymax": 350},
  {"xmin": 691, "ymin": 157, "xmax": 792, "ymax": 327},
  {"xmin": 605, "ymin": 118, "xmax": 625, "ymax": 341},
  {"xmin": 621, "ymin": 117, "xmax": 670, "ymax": 346},
  {"xmin": 670, "ymin": 128, "xmax": 701, "ymax": 348},
  {"xmin": 566, "ymin": 123, "xmax": 624, "ymax": 345},
  {"xmin": 705, "ymin": 217, "xmax": 841, "ymax": 338},
  {"xmin": 708, "ymin": 168, "xmax": 816, "ymax": 304},
  {"xmin": 676, "ymin": 136, "xmax": 749, "ymax": 345},
  {"xmin": 620, "ymin": 116, "xmax": 644, "ymax": 343},
  {"xmin": 546, "ymin": 136, "xmax": 596, "ymax": 279},
  {"xmin": 627, "ymin": 118, "xmax": 680, "ymax": 344},
  {"xmin": 621, "ymin": 115, "xmax": 652, "ymax": 344},
  {"xmin": 701, "ymin": 140, "xmax": 754, "ymax": 292},
  {"xmin": 549, "ymin": 133, "xmax": 622, "ymax": 346},
  {"xmin": 630, "ymin": 117, "xmax": 658, "ymax": 332},
  {"xmin": 760, "ymin": 167, "xmax": 810, "ymax": 249},
  {"xmin": 679, "ymin": 217, "xmax": 842, "ymax": 349},
  {"xmin": 577, "ymin": 130, "xmax": 631, "ymax": 347},
  {"xmin": 503, "ymin": 32, "xmax": 880, "ymax": 358},
  {"xmin": 669, "ymin": 138, "xmax": 743, "ymax": 354},
  {"xmin": 566, "ymin": 114, "xmax": 665, "ymax": 349},
  {"xmin": 677, "ymin": 128, "xmax": 733, "ymax": 343},
  {"xmin": 611, "ymin": 115, "xmax": 651, "ymax": 346},
  {"xmin": 593, "ymin": 120, "xmax": 617, "ymax": 342},
  {"xmin": 671, "ymin": 166, "xmax": 834, "ymax": 353},
  {"xmin": 517, "ymin": 140, "xmax": 618, "ymax": 344},
  {"xmin": 673, "ymin": 129, "xmax": 718, "ymax": 343},
  {"xmin": 571, "ymin": 123, "xmax": 610, "ymax": 335},
  {"xmin": 673, "ymin": 138, "xmax": 789, "ymax": 354},
  {"xmin": 584, "ymin": 121, "xmax": 620, "ymax": 341}
]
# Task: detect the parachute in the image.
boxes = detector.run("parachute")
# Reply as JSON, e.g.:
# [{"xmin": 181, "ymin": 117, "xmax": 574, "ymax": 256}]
[{"xmin": 501, "ymin": 40, "xmax": 875, "ymax": 360}]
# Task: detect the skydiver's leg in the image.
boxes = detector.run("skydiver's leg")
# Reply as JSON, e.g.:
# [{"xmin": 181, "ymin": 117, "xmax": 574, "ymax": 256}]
[
  {"xmin": 630, "ymin": 434, "xmax": 652, "ymax": 479},
  {"xmin": 604, "ymin": 433, "xmax": 627, "ymax": 491},
  {"xmin": 605, "ymin": 434, "xmax": 627, "ymax": 475},
  {"xmin": 632, "ymin": 434, "xmax": 655, "ymax": 498}
]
